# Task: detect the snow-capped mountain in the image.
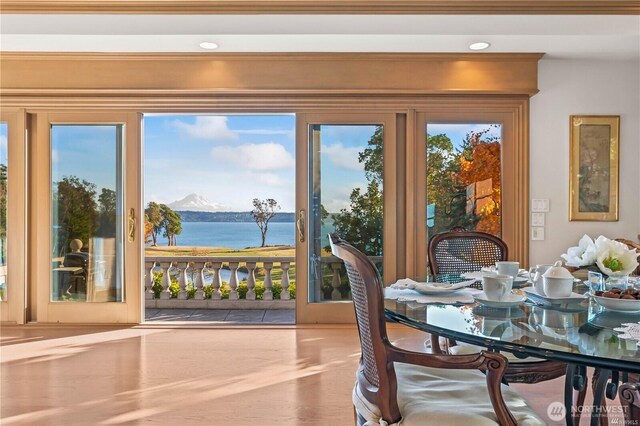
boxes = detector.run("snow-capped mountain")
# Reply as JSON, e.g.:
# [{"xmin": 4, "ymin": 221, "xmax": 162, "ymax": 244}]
[{"xmin": 167, "ymin": 193, "xmax": 228, "ymax": 212}]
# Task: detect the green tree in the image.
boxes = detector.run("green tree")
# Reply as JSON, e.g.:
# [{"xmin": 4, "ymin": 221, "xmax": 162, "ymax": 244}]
[
  {"xmin": 55, "ymin": 176, "xmax": 98, "ymax": 254},
  {"xmin": 330, "ymin": 126, "xmax": 383, "ymax": 255},
  {"xmin": 160, "ymin": 204, "xmax": 182, "ymax": 246},
  {"xmin": 145, "ymin": 202, "xmax": 163, "ymax": 246},
  {"xmin": 251, "ymin": 198, "xmax": 280, "ymax": 247},
  {"xmin": 97, "ymin": 188, "xmax": 116, "ymax": 237},
  {"xmin": 426, "ymin": 133, "xmax": 476, "ymax": 236}
]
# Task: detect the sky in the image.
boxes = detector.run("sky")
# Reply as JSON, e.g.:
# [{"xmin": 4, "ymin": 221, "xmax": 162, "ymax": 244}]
[
  {"xmin": 51, "ymin": 125, "xmax": 119, "ymax": 194},
  {"xmin": 47, "ymin": 117, "xmax": 502, "ymax": 215},
  {"xmin": 0, "ymin": 123, "xmax": 7, "ymax": 166}
]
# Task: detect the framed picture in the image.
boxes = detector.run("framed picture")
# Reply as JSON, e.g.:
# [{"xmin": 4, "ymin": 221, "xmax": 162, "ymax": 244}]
[{"xmin": 569, "ymin": 115, "xmax": 620, "ymax": 221}]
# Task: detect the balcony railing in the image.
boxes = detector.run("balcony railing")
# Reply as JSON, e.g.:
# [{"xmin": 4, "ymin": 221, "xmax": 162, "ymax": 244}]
[{"xmin": 144, "ymin": 255, "xmax": 382, "ymax": 309}]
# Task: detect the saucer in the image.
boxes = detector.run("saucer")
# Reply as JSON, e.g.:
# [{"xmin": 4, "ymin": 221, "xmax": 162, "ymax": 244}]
[
  {"xmin": 523, "ymin": 286, "xmax": 587, "ymax": 306},
  {"xmin": 473, "ymin": 291, "xmax": 527, "ymax": 308}
]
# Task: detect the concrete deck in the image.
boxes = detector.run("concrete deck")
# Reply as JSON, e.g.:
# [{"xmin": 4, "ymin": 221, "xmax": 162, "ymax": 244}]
[{"xmin": 144, "ymin": 308, "xmax": 295, "ymax": 324}]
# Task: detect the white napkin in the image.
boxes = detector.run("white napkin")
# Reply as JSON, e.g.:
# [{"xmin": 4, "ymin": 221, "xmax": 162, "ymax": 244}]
[
  {"xmin": 391, "ymin": 278, "xmax": 476, "ymax": 291},
  {"xmin": 385, "ymin": 283, "xmax": 481, "ymax": 304}
]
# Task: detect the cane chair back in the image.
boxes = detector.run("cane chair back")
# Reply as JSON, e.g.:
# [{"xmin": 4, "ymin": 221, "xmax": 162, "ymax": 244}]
[
  {"xmin": 328, "ymin": 233, "xmax": 400, "ymax": 422},
  {"xmin": 428, "ymin": 227, "xmax": 508, "ymax": 275}
]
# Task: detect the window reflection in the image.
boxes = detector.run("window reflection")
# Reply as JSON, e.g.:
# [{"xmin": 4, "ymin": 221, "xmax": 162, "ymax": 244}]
[
  {"xmin": 426, "ymin": 123, "xmax": 502, "ymax": 243},
  {"xmin": 51, "ymin": 125, "xmax": 123, "ymax": 302},
  {"xmin": 308, "ymin": 124, "xmax": 383, "ymax": 302},
  {"xmin": 0, "ymin": 123, "xmax": 7, "ymax": 301}
]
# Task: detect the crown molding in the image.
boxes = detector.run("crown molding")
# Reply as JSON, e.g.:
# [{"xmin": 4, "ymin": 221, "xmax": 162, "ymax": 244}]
[
  {"xmin": 0, "ymin": 52, "xmax": 543, "ymax": 97},
  {"xmin": 1, "ymin": 0, "xmax": 638, "ymax": 14}
]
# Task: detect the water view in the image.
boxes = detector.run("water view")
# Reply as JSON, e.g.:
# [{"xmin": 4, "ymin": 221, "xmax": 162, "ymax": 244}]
[{"xmin": 152, "ymin": 221, "xmax": 295, "ymax": 248}]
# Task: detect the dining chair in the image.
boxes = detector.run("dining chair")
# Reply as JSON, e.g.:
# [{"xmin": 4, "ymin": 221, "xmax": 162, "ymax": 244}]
[
  {"xmin": 428, "ymin": 226, "xmax": 508, "ymax": 276},
  {"xmin": 329, "ymin": 233, "xmax": 544, "ymax": 426},
  {"xmin": 619, "ymin": 382, "xmax": 640, "ymax": 424},
  {"xmin": 428, "ymin": 227, "xmax": 567, "ymax": 385}
]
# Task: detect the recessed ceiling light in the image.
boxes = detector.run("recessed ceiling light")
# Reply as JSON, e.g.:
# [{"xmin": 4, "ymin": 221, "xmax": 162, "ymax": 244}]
[
  {"xmin": 199, "ymin": 42, "xmax": 219, "ymax": 50},
  {"xmin": 469, "ymin": 42, "xmax": 490, "ymax": 51}
]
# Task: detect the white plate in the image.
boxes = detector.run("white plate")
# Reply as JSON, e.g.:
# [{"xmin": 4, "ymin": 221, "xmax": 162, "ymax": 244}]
[
  {"xmin": 591, "ymin": 293, "xmax": 640, "ymax": 313},
  {"xmin": 412, "ymin": 282, "xmax": 470, "ymax": 295},
  {"xmin": 473, "ymin": 291, "xmax": 527, "ymax": 308},
  {"xmin": 523, "ymin": 286, "xmax": 587, "ymax": 305},
  {"xmin": 391, "ymin": 278, "xmax": 476, "ymax": 295}
]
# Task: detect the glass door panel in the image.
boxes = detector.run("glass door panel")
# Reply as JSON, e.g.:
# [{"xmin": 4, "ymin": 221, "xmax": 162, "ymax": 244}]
[
  {"xmin": 0, "ymin": 122, "xmax": 7, "ymax": 302},
  {"xmin": 425, "ymin": 123, "xmax": 503, "ymax": 245},
  {"xmin": 50, "ymin": 125, "xmax": 124, "ymax": 302},
  {"xmin": 296, "ymin": 113, "xmax": 396, "ymax": 324},
  {"xmin": 308, "ymin": 124, "xmax": 384, "ymax": 302},
  {"xmin": 34, "ymin": 112, "xmax": 141, "ymax": 323}
]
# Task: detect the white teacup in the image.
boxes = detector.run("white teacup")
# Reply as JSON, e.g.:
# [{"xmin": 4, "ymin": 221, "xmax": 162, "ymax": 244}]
[
  {"xmin": 482, "ymin": 274, "xmax": 514, "ymax": 302},
  {"xmin": 496, "ymin": 261, "xmax": 520, "ymax": 279}
]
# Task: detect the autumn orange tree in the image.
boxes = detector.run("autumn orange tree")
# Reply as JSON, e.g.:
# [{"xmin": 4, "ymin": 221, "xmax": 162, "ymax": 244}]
[{"xmin": 456, "ymin": 127, "xmax": 501, "ymax": 236}]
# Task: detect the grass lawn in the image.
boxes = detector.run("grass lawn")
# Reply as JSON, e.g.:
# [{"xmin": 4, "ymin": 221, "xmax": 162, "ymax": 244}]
[{"xmin": 145, "ymin": 245, "xmax": 295, "ymax": 258}]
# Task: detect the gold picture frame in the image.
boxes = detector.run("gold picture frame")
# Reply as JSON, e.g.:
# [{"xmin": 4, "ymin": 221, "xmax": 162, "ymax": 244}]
[{"xmin": 569, "ymin": 115, "xmax": 620, "ymax": 221}]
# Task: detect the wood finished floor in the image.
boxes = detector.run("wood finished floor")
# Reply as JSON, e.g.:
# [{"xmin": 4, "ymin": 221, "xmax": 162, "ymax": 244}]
[{"xmin": 0, "ymin": 324, "xmax": 624, "ymax": 425}]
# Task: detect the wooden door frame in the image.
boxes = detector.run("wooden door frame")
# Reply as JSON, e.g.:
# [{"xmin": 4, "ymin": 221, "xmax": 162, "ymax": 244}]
[
  {"xmin": 408, "ymin": 98, "xmax": 530, "ymax": 279},
  {"xmin": 31, "ymin": 111, "xmax": 142, "ymax": 323},
  {"xmin": 296, "ymin": 112, "xmax": 397, "ymax": 324},
  {"xmin": 0, "ymin": 109, "xmax": 27, "ymax": 324}
]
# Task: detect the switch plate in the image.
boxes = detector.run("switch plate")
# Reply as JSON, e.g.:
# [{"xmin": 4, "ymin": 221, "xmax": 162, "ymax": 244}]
[
  {"xmin": 532, "ymin": 227, "xmax": 545, "ymax": 241},
  {"xmin": 531, "ymin": 212, "xmax": 545, "ymax": 226},
  {"xmin": 531, "ymin": 199, "xmax": 550, "ymax": 212}
]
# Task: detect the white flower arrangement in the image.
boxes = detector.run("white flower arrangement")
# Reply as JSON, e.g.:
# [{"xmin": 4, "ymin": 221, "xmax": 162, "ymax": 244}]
[{"xmin": 561, "ymin": 235, "xmax": 639, "ymax": 277}]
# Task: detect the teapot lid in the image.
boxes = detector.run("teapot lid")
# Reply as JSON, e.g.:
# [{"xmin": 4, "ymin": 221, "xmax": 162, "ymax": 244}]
[{"xmin": 542, "ymin": 260, "xmax": 574, "ymax": 279}]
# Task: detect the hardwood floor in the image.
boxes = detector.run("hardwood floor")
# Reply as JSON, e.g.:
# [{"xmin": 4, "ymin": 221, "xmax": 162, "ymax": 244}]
[{"xmin": 0, "ymin": 324, "xmax": 624, "ymax": 425}]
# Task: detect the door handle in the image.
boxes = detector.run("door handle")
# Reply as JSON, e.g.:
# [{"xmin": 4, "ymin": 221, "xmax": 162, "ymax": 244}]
[
  {"xmin": 128, "ymin": 208, "xmax": 136, "ymax": 242},
  {"xmin": 297, "ymin": 210, "xmax": 305, "ymax": 243}
]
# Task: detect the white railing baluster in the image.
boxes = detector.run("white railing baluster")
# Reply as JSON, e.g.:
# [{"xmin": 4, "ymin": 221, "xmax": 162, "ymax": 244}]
[
  {"xmin": 177, "ymin": 261, "xmax": 189, "ymax": 300},
  {"xmin": 194, "ymin": 262, "xmax": 205, "ymax": 300},
  {"xmin": 210, "ymin": 262, "xmax": 222, "ymax": 300},
  {"xmin": 263, "ymin": 262, "xmax": 273, "ymax": 300},
  {"xmin": 280, "ymin": 261, "xmax": 291, "ymax": 300},
  {"xmin": 159, "ymin": 261, "xmax": 172, "ymax": 300},
  {"xmin": 145, "ymin": 261, "xmax": 155, "ymax": 299},
  {"xmin": 228, "ymin": 262, "xmax": 239, "ymax": 300},
  {"xmin": 330, "ymin": 261, "xmax": 342, "ymax": 300},
  {"xmin": 246, "ymin": 262, "xmax": 256, "ymax": 300}
]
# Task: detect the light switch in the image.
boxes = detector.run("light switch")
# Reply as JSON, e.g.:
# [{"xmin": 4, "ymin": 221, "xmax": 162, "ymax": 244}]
[
  {"xmin": 531, "ymin": 199, "xmax": 550, "ymax": 212},
  {"xmin": 532, "ymin": 227, "xmax": 545, "ymax": 241},
  {"xmin": 531, "ymin": 212, "xmax": 545, "ymax": 226}
]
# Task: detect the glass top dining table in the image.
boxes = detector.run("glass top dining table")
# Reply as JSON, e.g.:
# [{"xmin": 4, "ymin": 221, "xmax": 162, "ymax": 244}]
[{"xmin": 384, "ymin": 276, "xmax": 640, "ymax": 373}]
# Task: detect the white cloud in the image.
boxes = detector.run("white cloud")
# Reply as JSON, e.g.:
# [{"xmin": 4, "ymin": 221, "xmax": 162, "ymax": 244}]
[
  {"xmin": 0, "ymin": 135, "xmax": 6, "ymax": 157},
  {"xmin": 246, "ymin": 172, "xmax": 286, "ymax": 187},
  {"xmin": 51, "ymin": 149, "xmax": 59, "ymax": 163},
  {"xmin": 321, "ymin": 143, "xmax": 364, "ymax": 171},
  {"xmin": 211, "ymin": 142, "xmax": 294, "ymax": 171},
  {"xmin": 173, "ymin": 116, "xmax": 238, "ymax": 141},
  {"xmin": 236, "ymin": 129, "xmax": 294, "ymax": 137}
]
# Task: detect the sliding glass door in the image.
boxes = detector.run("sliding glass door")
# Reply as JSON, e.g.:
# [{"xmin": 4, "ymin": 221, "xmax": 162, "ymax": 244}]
[
  {"xmin": 296, "ymin": 113, "xmax": 396, "ymax": 323},
  {"xmin": 32, "ymin": 113, "xmax": 142, "ymax": 323},
  {"xmin": 0, "ymin": 110, "xmax": 26, "ymax": 323}
]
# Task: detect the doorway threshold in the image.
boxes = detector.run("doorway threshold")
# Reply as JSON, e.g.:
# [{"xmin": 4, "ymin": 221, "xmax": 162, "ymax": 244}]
[{"xmin": 144, "ymin": 308, "xmax": 295, "ymax": 325}]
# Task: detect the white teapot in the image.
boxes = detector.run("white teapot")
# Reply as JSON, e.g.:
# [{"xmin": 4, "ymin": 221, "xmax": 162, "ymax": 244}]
[{"xmin": 542, "ymin": 261, "xmax": 575, "ymax": 298}]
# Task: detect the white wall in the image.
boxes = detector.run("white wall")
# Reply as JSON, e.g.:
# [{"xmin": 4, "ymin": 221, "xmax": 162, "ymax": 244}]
[{"xmin": 529, "ymin": 58, "xmax": 640, "ymax": 266}]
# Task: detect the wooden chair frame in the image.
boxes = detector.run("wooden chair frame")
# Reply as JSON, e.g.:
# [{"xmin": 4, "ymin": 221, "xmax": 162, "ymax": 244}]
[{"xmin": 329, "ymin": 233, "xmax": 519, "ymax": 426}]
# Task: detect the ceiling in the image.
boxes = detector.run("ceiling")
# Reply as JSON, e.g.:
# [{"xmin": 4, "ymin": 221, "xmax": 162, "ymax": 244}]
[{"xmin": 1, "ymin": 14, "xmax": 639, "ymax": 60}]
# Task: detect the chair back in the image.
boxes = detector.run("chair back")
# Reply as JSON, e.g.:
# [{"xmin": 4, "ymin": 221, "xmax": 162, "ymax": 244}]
[
  {"xmin": 428, "ymin": 227, "xmax": 508, "ymax": 275},
  {"xmin": 619, "ymin": 383, "xmax": 640, "ymax": 424},
  {"xmin": 329, "ymin": 233, "xmax": 401, "ymax": 424}
]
